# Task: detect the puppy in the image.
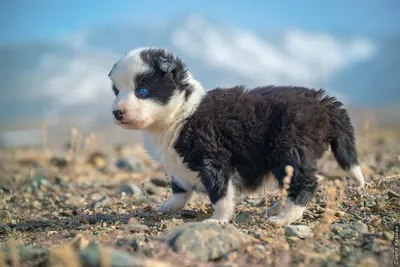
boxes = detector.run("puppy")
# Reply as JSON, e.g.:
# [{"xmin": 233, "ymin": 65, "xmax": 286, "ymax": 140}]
[{"xmin": 108, "ymin": 47, "xmax": 365, "ymax": 226}]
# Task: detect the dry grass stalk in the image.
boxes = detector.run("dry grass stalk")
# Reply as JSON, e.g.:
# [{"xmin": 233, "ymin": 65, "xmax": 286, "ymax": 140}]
[
  {"xmin": 50, "ymin": 244, "xmax": 81, "ymax": 267},
  {"xmin": 0, "ymin": 249, "xmax": 6, "ymax": 267},
  {"xmin": 279, "ymin": 165, "xmax": 293, "ymax": 214},
  {"xmin": 41, "ymin": 121, "xmax": 49, "ymax": 161},
  {"xmin": 364, "ymin": 121, "xmax": 370, "ymax": 142},
  {"xmin": 314, "ymin": 180, "xmax": 343, "ymax": 240},
  {"xmin": 6, "ymin": 239, "xmax": 20, "ymax": 267},
  {"xmin": 99, "ymin": 245, "xmax": 110, "ymax": 267},
  {"xmin": 74, "ymin": 131, "xmax": 83, "ymax": 159},
  {"xmin": 67, "ymin": 127, "xmax": 78, "ymax": 161}
]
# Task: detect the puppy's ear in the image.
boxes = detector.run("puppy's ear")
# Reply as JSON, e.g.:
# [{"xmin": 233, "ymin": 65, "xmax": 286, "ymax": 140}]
[{"xmin": 156, "ymin": 55, "xmax": 176, "ymax": 74}]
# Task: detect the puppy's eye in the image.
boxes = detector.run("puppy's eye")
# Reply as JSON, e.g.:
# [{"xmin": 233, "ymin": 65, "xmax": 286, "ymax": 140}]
[
  {"xmin": 137, "ymin": 87, "xmax": 149, "ymax": 98},
  {"xmin": 112, "ymin": 85, "xmax": 119, "ymax": 96}
]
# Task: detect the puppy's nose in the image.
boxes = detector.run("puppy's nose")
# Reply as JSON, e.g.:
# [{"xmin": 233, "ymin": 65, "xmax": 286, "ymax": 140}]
[{"xmin": 113, "ymin": 109, "xmax": 124, "ymax": 120}]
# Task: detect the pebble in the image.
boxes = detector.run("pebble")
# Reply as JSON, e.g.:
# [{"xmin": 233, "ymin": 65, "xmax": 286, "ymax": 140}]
[
  {"xmin": 122, "ymin": 224, "xmax": 150, "ymax": 233},
  {"xmin": 87, "ymin": 152, "xmax": 107, "ymax": 168},
  {"xmin": 370, "ymin": 217, "xmax": 381, "ymax": 227},
  {"xmin": 50, "ymin": 157, "xmax": 69, "ymax": 167},
  {"xmin": 0, "ymin": 224, "xmax": 11, "ymax": 234},
  {"xmin": 284, "ymin": 225, "xmax": 314, "ymax": 239},
  {"xmin": 150, "ymin": 178, "xmax": 168, "ymax": 187},
  {"xmin": 181, "ymin": 210, "xmax": 198, "ymax": 218},
  {"xmin": 235, "ymin": 212, "xmax": 253, "ymax": 224},
  {"xmin": 146, "ymin": 186, "xmax": 164, "ymax": 195},
  {"xmin": 308, "ymin": 221, "xmax": 320, "ymax": 230},
  {"xmin": 115, "ymin": 157, "xmax": 143, "ymax": 173},
  {"xmin": 383, "ymin": 231, "xmax": 394, "ymax": 241},
  {"xmin": 88, "ymin": 196, "xmax": 110, "ymax": 209},
  {"xmin": 119, "ymin": 184, "xmax": 142, "ymax": 198},
  {"xmin": 78, "ymin": 244, "xmax": 164, "ymax": 267},
  {"xmin": 331, "ymin": 222, "xmax": 369, "ymax": 235},
  {"xmin": 2, "ymin": 245, "xmax": 47, "ymax": 262},
  {"xmin": 388, "ymin": 190, "xmax": 400, "ymax": 198}
]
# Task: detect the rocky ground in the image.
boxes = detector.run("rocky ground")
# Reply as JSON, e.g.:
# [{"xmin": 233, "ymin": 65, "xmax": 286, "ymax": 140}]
[{"xmin": 0, "ymin": 127, "xmax": 399, "ymax": 267}]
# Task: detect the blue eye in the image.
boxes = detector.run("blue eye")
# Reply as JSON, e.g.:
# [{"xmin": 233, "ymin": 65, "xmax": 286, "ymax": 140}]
[{"xmin": 138, "ymin": 88, "xmax": 149, "ymax": 97}]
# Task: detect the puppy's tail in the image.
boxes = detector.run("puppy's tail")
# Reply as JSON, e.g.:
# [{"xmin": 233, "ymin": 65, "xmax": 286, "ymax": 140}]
[{"xmin": 323, "ymin": 93, "xmax": 365, "ymax": 188}]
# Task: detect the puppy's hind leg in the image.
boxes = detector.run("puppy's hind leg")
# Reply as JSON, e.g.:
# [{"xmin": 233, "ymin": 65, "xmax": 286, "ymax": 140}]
[{"xmin": 266, "ymin": 165, "xmax": 318, "ymax": 226}]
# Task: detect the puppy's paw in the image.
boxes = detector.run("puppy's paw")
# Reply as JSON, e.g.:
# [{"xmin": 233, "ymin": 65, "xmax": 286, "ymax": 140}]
[
  {"xmin": 261, "ymin": 202, "xmax": 280, "ymax": 216},
  {"xmin": 266, "ymin": 215, "xmax": 289, "ymax": 226},
  {"xmin": 157, "ymin": 204, "xmax": 181, "ymax": 214}
]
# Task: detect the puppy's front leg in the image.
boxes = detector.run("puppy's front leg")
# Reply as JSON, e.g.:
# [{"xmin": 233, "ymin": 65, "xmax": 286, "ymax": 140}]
[
  {"xmin": 158, "ymin": 178, "xmax": 192, "ymax": 213},
  {"xmin": 203, "ymin": 179, "xmax": 236, "ymax": 224}
]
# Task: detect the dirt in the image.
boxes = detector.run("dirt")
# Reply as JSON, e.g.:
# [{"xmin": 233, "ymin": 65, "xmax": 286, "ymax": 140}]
[{"xmin": 0, "ymin": 127, "xmax": 399, "ymax": 267}]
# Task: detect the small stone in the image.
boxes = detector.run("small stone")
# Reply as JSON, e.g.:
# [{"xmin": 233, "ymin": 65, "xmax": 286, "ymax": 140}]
[
  {"xmin": 370, "ymin": 217, "xmax": 381, "ymax": 227},
  {"xmin": 3, "ymin": 245, "xmax": 47, "ymax": 262},
  {"xmin": 284, "ymin": 225, "xmax": 314, "ymax": 239},
  {"xmin": 181, "ymin": 210, "xmax": 198, "ymax": 218},
  {"xmin": 337, "ymin": 228, "xmax": 358, "ymax": 238},
  {"xmin": 308, "ymin": 221, "xmax": 320, "ymax": 230},
  {"xmin": 0, "ymin": 224, "xmax": 11, "ymax": 234},
  {"xmin": 358, "ymin": 257, "xmax": 379, "ymax": 267},
  {"xmin": 146, "ymin": 187, "xmax": 164, "ymax": 195},
  {"xmin": 254, "ymin": 244, "xmax": 266, "ymax": 253},
  {"xmin": 150, "ymin": 178, "xmax": 168, "ymax": 187},
  {"xmin": 123, "ymin": 224, "xmax": 149, "ymax": 233},
  {"xmin": 72, "ymin": 234, "xmax": 90, "ymax": 249},
  {"xmin": 224, "ymin": 251, "xmax": 238, "ymax": 261},
  {"xmin": 382, "ymin": 231, "xmax": 394, "ymax": 241},
  {"xmin": 364, "ymin": 242, "xmax": 380, "ymax": 252},
  {"xmin": 119, "ymin": 184, "xmax": 142, "ymax": 198},
  {"xmin": 334, "ymin": 210, "xmax": 348, "ymax": 219},
  {"xmin": 88, "ymin": 196, "xmax": 110, "ymax": 209},
  {"xmin": 115, "ymin": 157, "xmax": 143, "ymax": 173},
  {"xmin": 78, "ymin": 244, "xmax": 144, "ymax": 267},
  {"xmin": 25, "ymin": 175, "xmax": 49, "ymax": 191},
  {"xmin": 235, "ymin": 212, "xmax": 253, "ymax": 224},
  {"xmin": 87, "ymin": 152, "xmax": 107, "ymax": 168},
  {"xmin": 388, "ymin": 190, "xmax": 400, "ymax": 198},
  {"xmin": 50, "ymin": 157, "xmax": 69, "ymax": 167},
  {"xmin": 351, "ymin": 222, "xmax": 369, "ymax": 234}
]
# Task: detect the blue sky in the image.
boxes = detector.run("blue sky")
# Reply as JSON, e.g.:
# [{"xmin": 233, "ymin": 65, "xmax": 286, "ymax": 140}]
[{"xmin": 1, "ymin": 0, "xmax": 399, "ymax": 44}]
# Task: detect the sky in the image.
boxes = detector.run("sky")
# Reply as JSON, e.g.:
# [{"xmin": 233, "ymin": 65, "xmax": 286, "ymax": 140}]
[
  {"xmin": 1, "ymin": 0, "xmax": 400, "ymax": 44},
  {"xmin": 1, "ymin": 0, "xmax": 400, "ymax": 147}
]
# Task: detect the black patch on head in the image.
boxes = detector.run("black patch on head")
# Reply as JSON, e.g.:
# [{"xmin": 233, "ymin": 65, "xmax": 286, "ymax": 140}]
[
  {"xmin": 135, "ymin": 48, "xmax": 193, "ymax": 105},
  {"xmin": 112, "ymin": 84, "xmax": 119, "ymax": 96},
  {"xmin": 173, "ymin": 85, "xmax": 360, "ymax": 207}
]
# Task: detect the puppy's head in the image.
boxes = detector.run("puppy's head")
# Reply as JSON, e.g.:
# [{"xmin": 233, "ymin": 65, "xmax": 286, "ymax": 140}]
[{"xmin": 108, "ymin": 47, "xmax": 194, "ymax": 130}]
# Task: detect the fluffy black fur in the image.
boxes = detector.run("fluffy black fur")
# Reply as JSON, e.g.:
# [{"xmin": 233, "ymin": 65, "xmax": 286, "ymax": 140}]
[
  {"xmin": 174, "ymin": 85, "xmax": 359, "ymax": 207},
  {"xmin": 110, "ymin": 48, "xmax": 193, "ymax": 103}
]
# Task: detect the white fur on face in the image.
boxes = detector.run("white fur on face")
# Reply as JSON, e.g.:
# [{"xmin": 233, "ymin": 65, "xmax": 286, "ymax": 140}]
[{"xmin": 109, "ymin": 47, "xmax": 188, "ymax": 130}]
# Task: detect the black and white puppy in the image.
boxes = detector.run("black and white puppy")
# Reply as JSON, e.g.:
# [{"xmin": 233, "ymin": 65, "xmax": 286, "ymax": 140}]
[{"xmin": 108, "ymin": 47, "xmax": 365, "ymax": 226}]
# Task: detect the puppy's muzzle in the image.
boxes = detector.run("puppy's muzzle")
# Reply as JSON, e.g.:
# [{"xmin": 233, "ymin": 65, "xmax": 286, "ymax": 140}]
[{"xmin": 113, "ymin": 109, "xmax": 124, "ymax": 121}]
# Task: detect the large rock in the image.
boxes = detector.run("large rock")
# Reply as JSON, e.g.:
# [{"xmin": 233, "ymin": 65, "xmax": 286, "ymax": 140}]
[
  {"xmin": 161, "ymin": 222, "xmax": 253, "ymax": 261},
  {"xmin": 285, "ymin": 225, "xmax": 314, "ymax": 239},
  {"xmin": 79, "ymin": 244, "xmax": 169, "ymax": 267}
]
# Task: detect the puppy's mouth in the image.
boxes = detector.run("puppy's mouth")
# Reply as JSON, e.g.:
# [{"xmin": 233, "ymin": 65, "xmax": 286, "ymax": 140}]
[{"xmin": 115, "ymin": 119, "xmax": 149, "ymax": 129}]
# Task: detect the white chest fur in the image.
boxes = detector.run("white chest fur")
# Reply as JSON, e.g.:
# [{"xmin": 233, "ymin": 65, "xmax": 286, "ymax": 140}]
[{"xmin": 142, "ymin": 124, "xmax": 204, "ymax": 191}]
